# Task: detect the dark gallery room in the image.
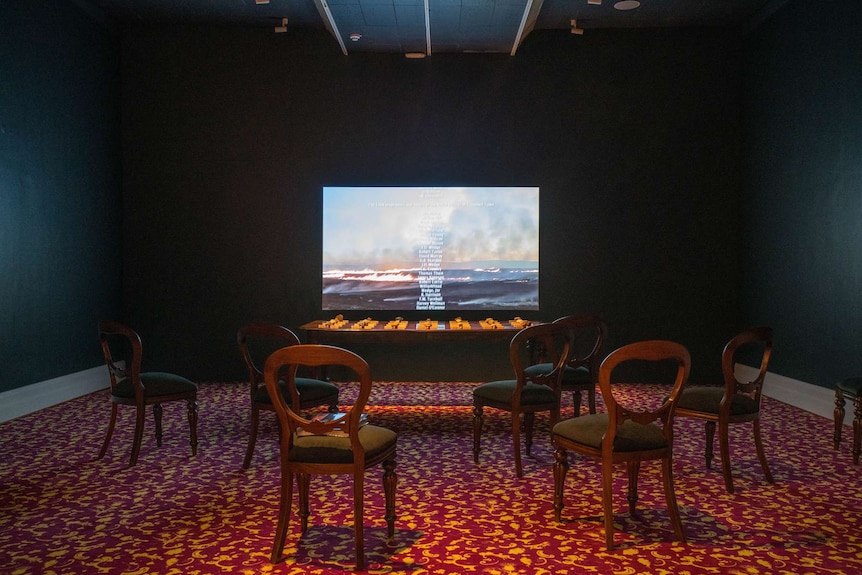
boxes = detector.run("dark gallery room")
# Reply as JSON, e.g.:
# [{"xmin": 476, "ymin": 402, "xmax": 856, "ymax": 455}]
[{"xmin": 2, "ymin": 0, "xmax": 861, "ymax": 572}]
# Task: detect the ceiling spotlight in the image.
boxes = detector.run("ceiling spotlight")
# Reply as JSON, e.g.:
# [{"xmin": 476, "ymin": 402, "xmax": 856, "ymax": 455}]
[
  {"xmin": 588, "ymin": 0, "xmax": 602, "ymax": 5},
  {"xmin": 255, "ymin": 0, "xmax": 270, "ymax": 4},
  {"xmin": 614, "ymin": 0, "xmax": 641, "ymax": 10},
  {"xmin": 274, "ymin": 17, "xmax": 287, "ymax": 33},
  {"xmin": 349, "ymin": 32, "xmax": 362, "ymax": 42},
  {"xmin": 570, "ymin": 19, "xmax": 584, "ymax": 35}
]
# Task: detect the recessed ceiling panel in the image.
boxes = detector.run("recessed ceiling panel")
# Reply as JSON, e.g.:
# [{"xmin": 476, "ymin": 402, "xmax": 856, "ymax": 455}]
[
  {"xmin": 362, "ymin": 3, "xmax": 398, "ymax": 26},
  {"xmin": 91, "ymin": 0, "xmax": 774, "ymax": 55}
]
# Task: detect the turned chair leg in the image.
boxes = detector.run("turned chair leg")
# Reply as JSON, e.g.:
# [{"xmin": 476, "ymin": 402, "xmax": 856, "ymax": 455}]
[
  {"xmin": 298, "ymin": 473, "xmax": 311, "ymax": 532},
  {"xmin": 601, "ymin": 459, "xmax": 616, "ymax": 550},
  {"xmin": 153, "ymin": 403, "xmax": 164, "ymax": 447},
  {"xmin": 353, "ymin": 473, "xmax": 365, "ymax": 571},
  {"xmin": 383, "ymin": 458, "xmax": 397, "ymax": 538},
  {"xmin": 270, "ymin": 469, "xmax": 294, "ymax": 563},
  {"xmin": 704, "ymin": 421, "xmax": 716, "ymax": 470},
  {"xmin": 130, "ymin": 405, "xmax": 146, "ymax": 467},
  {"xmin": 753, "ymin": 419, "xmax": 773, "ymax": 483},
  {"xmin": 472, "ymin": 405, "xmax": 483, "ymax": 464},
  {"xmin": 718, "ymin": 419, "xmax": 734, "ymax": 494},
  {"xmin": 626, "ymin": 460, "xmax": 640, "ymax": 516},
  {"xmin": 523, "ymin": 412, "xmax": 534, "ymax": 456},
  {"xmin": 834, "ymin": 389, "xmax": 845, "ymax": 451},
  {"xmin": 513, "ymin": 412, "xmax": 525, "ymax": 478},
  {"xmin": 662, "ymin": 457, "xmax": 686, "ymax": 544},
  {"xmin": 243, "ymin": 405, "xmax": 260, "ymax": 469},
  {"xmin": 98, "ymin": 404, "xmax": 119, "ymax": 460},
  {"xmin": 187, "ymin": 398, "xmax": 198, "ymax": 456},
  {"xmin": 552, "ymin": 448, "xmax": 568, "ymax": 521},
  {"xmin": 854, "ymin": 397, "xmax": 862, "ymax": 465}
]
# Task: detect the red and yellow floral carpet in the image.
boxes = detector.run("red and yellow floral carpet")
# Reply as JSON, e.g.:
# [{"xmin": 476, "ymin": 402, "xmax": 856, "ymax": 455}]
[{"xmin": 2, "ymin": 381, "xmax": 862, "ymax": 574}]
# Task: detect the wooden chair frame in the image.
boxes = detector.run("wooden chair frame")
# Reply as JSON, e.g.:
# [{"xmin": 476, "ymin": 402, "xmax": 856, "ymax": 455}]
[
  {"xmin": 97, "ymin": 320, "xmax": 198, "ymax": 467},
  {"xmin": 473, "ymin": 321, "xmax": 571, "ymax": 478},
  {"xmin": 264, "ymin": 344, "xmax": 396, "ymax": 569},
  {"xmin": 834, "ymin": 378, "xmax": 862, "ymax": 464},
  {"xmin": 675, "ymin": 327, "xmax": 774, "ymax": 493},
  {"xmin": 552, "ymin": 315, "xmax": 607, "ymax": 415},
  {"xmin": 552, "ymin": 340, "xmax": 691, "ymax": 550},
  {"xmin": 237, "ymin": 321, "xmax": 339, "ymax": 469}
]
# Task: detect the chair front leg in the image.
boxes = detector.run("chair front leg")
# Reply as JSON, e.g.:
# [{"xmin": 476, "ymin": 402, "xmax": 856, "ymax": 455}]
[
  {"xmin": 130, "ymin": 404, "xmax": 146, "ymax": 467},
  {"xmin": 98, "ymin": 403, "xmax": 119, "ymax": 460},
  {"xmin": 472, "ymin": 405, "xmax": 483, "ymax": 464},
  {"xmin": 834, "ymin": 389, "xmax": 845, "ymax": 450},
  {"xmin": 298, "ymin": 473, "xmax": 311, "ymax": 533},
  {"xmin": 718, "ymin": 419, "xmax": 734, "ymax": 493},
  {"xmin": 552, "ymin": 446, "xmax": 568, "ymax": 521},
  {"xmin": 514, "ymin": 412, "xmax": 525, "ymax": 478},
  {"xmin": 752, "ymin": 419, "xmax": 773, "ymax": 482},
  {"xmin": 854, "ymin": 397, "xmax": 862, "ymax": 465},
  {"xmin": 662, "ymin": 456, "xmax": 686, "ymax": 544},
  {"xmin": 383, "ymin": 457, "xmax": 397, "ymax": 538},
  {"xmin": 626, "ymin": 460, "xmax": 640, "ymax": 517},
  {"xmin": 270, "ymin": 469, "xmax": 294, "ymax": 563},
  {"xmin": 353, "ymin": 472, "xmax": 366, "ymax": 571},
  {"xmin": 187, "ymin": 398, "xmax": 198, "ymax": 456},
  {"xmin": 523, "ymin": 412, "xmax": 534, "ymax": 456},
  {"xmin": 572, "ymin": 390, "xmax": 582, "ymax": 416},
  {"xmin": 242, "ymin": 404, "xmax": 260, "ymax": 469},
  {"xmin": 601, "ymin": 458, "xmax": 616, "ymax": 550},
  {"xmin": 704, "ymin": 420, "xmax": 716, "ymax": 470},
  {"xmin": 153, "ymin": 403, "xmax": 164, "ymax": 447}
]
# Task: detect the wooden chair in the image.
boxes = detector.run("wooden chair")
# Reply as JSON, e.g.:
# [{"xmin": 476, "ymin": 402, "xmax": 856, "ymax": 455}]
[
  {"xmin": 237, "ymin": 322, "xmax": 339, "ymax": 469},
  {"xmin": 525, "ymin": 315, "xmax": 606, "ymax": 416},
  {"xmin": 264, "ymin": 344, "xmax": 397, "ymax": 569},
  {"xmin": 97, "ymin": 320, "xmax": 198, "ymax": 467},
  {"xmin": 834, "ymin": 377, "xmax": 862, "ymax": 464},
  {"xmin": 552, "ymin": 340, "xmax": 690, "ymax": 550},
  {"xmin": 675, "ymin": 327, "xmax": 774, "ymax": 493},
  {"xmin": 473, "ymin": 321, "xmax": 571, "ymax": 478}
]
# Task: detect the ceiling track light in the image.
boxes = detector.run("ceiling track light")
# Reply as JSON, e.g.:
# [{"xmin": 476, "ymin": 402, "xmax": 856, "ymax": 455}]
[
  {"xmin": 274, "ymin": 17, "xmax": 288, "ymax": 33},
  {"xmin": 570, "ymin": 19, "xmax": 584, "ymax": 35}
]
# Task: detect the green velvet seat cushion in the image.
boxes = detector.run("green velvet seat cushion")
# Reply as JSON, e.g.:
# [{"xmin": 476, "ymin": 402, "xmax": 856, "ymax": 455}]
[
  {"xmin": 836, "ymin": 377, "xmax": 862, "ymax": 396},
  {"xmin": 113, "ymin": 372, "xmax": 197, "ymax": 398},
  {"xmin": 525, "ymin": 363, "xmax": 591, "ymax": 384},
  {"xmin": 553, "ymin": 413, "xmax": 667, "ymax": 452},
  {"xmin": 253, "ymin": 378, "xmax": 339, "ymax": 404},
  {"xmin": 676, "ymin": 386, "xmax": 758, "ymax": 415},
  {"xmin": 288, "ymin": 424, "xmax": 397, "ymax": 464},
  {"xmin": 473, "ymin": 379, "xmax": 557, "ymax": 405}
]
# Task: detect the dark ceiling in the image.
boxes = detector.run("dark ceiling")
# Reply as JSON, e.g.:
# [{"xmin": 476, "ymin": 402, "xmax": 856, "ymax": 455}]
[{"xmin": 85, "ymin": 0, "xmax": 785, "ymax": 55}]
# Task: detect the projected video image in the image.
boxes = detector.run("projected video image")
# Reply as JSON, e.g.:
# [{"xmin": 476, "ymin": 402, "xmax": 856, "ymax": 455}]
[{"xmin": 322, "ymin": 186, "xmax": 539, "ymax": 312}]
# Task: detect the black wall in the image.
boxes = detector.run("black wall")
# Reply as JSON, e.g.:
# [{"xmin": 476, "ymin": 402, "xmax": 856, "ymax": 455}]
[
  {"xmin": 740, "ymin": 1, "xmax": 862, "ymax": 388},
  {"xmin": 0, "ymin": 0, "xmax": 121, "ymax": 393},
  {"xmin": 119, "ymin": 25, "xmax": 742, "ymax": 383},
  {"xmin": 6, "ymin": 0, "xmax": 858, "ymax": 396}
]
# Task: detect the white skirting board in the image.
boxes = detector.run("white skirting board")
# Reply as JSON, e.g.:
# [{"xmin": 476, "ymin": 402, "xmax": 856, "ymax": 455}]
[
  {"xmin": 0, "ymin": 365, "xmax": 847, "ymax": 426},
  {"xmin": 0, "ymin": 366, "xmax": 109, "ymax": 424},
  {"xmin": 736, "ymin": 364, "xmax": 845, "ymax": 425}
]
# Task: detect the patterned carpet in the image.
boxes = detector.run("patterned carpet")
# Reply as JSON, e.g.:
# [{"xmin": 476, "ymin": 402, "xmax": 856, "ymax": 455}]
[{"xmin": 2, "ymin": 380, "xmax": 862, "ymax": 574}]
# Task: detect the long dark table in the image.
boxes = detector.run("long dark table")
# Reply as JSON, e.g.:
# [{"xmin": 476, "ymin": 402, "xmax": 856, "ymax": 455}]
[
  {"xmin": 300, "ymin": 317, "xmax": 542, "ymax": 381},
  {"xmin": 300, "ymin": 317, "xmax": 538, "ymax": 345}
]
